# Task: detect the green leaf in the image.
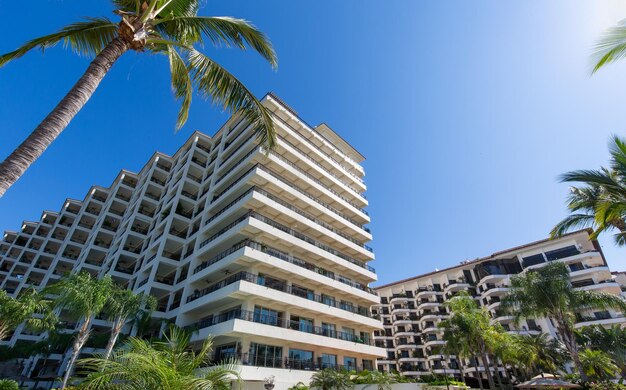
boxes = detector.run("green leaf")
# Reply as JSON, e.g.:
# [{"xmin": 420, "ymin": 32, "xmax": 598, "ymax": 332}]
[{"xmin": 0, "ymin": 17, "xmax": 118, "ymax": 67}]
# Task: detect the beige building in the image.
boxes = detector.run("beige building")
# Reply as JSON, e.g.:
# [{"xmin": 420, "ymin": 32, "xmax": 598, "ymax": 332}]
[
  {"xmin": 0, "ymin": 94, "xmax": 385, "ymax": 389},
  {"xmin": 373, "ymin": 230, "xmax": 626, "ymax": 384}
]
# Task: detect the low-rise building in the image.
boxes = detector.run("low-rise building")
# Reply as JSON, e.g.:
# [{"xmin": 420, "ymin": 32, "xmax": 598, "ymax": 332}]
[{"xmin": 373, "ymin": 230, "xmax": 625, "ymax": 383}]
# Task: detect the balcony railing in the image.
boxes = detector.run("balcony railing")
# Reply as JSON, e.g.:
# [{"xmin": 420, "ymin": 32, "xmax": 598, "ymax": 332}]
[
  {"xmin": 270, "ymin": 152, "xmax": 368, "ymax": 215},
  {"xmin": 194, "ymin": 239, "xmax": 375, "ymax": 295},
  {"xmin": 186, "ymin": 270, "xmax": 370, "ymax": 318},
  {"xmin": 184, "ymin": 308, "xmax": 372, "ymax": 345},
  {"xmin": 198, "ymin": 210, "xmax": 374, "ymax": 272},
  {"xmin": 206, "ymin": 185, "xmax": 372, "ymax": 252},
  {"xmin": 209, "ymin": 351, "xmax": 367, "ymax": 373}
]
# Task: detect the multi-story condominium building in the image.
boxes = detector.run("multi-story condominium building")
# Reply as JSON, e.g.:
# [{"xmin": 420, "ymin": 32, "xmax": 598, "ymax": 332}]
[
  {"xmin": 373, "ymin": 230, "xmax": 626, "ymax": 385},
  {"xmin": 0, "ymin": 94, "xmax": 385, "ymax": 389},
  {"xmin": 614, "ymin": 270, "xmax": 626, "ymax": 299}
]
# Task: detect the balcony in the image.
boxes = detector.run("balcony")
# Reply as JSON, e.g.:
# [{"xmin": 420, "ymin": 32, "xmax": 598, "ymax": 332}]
[
  {"xmin": 209, "ymin": 351, "xmax": 368, "ymax": 373},
  {"xmin": 185, "ymin": 270, "xmax": 371, "ymax": 318},
  {"xmin": 185, "ymin": 308, "xmax": 373, "ymax": 345},
  {"xmin": 199, "ymin": 210, "xmax": 375, "ymax": 273}
]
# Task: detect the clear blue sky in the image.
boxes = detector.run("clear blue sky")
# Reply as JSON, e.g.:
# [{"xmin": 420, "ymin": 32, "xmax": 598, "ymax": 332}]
[{"xmin": 2, "ymin": 1, "xmax": 626, "ymax": 286}]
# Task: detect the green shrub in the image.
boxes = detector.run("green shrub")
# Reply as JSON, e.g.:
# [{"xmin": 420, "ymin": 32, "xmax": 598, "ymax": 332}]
[
  {"xmin": 288, "ymin": 382, "xmax": 309, "ymax": 390},
  {"xmin": 588, "ymin": 383, "xmax": 626, "ymax": 390},
  {"xmin": 0, "ymin": 379, "xmax": 19, "ymax": 390}
]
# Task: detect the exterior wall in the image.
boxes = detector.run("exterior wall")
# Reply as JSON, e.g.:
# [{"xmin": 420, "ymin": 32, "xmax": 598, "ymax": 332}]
[
  {"xmin": 0, "ymin": 94, "xmax": 385, "ymax": 387},
  {"xmin": 373, "ymin": 230, "xmax": 626, "ymax": 383}
]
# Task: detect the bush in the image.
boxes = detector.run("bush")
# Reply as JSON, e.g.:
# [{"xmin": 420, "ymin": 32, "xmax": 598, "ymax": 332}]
[
  {"xmin": 587, "ymin": 383, "xmax": 626, "ymax": 390},
  {"xmin": 288, "ymin": 382, "xmax": 309, "ymax": 390},
  {"xmin": 0, "ymin": 379, "xmax": 19, "ymax": 390}
]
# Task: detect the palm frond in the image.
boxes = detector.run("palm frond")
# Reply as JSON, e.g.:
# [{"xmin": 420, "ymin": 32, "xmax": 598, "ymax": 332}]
[
  {"xmin": 550, "ymin": 213, "xmax": 596, "ymax": 238},
  {"xmin": 111, "ymin": 0, "xmax": 141, "ymax": 13},
  {"xmin": 155, "ymin": 16, "xmax": 277, "ymax": 67},
  {"xmin": 608, "ymin": 135, "xmax": 626, "ymax": 181},
  {"xmin": 166, "ymin": 46, "xmax": 193, "ymax": 129},
  {"xmin": 572, "ymin": 290, "xmax": 626, "ymax": 313},
  {"xmin": 157, "ymin": 0, "xmax": 199, "ymax": 18},
  {"xmin": 0, "ymin": 17, "xmax": 118, "ymax": 67},
  {"xmin": 592, "ymin": 18, "xmax": 626, "ymax": 73},
  {"xmin": 559, "ymin": 169, "xmax": 621, "ymax": 188},
  {"xmin": 187, "ymin": 48, "xmax": 275, "ymax": 148}
]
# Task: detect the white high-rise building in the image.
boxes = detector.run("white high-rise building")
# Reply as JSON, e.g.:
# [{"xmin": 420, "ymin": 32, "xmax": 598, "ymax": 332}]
[
  {"xmin": 373, "ymin": 230, "xmax": 626, "ymax": 386},
  {"xmin": 0, "ymin": 94, "xmax": 385, "ymax": 388}
]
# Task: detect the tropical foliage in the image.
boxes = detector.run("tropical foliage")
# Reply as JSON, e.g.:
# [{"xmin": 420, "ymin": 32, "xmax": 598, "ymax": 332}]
[
  {"xmin": 102, "ymin": 286, "xmax": 156, "ymax": 360},
  {"xmin": 502, "ymin": 261, "xmax": 626, "ymax": 382},
  {"xmin": 44, "ymin": 272, "xmax": 113, "ymax": 389},
  {"xmin": 592, "ymin": 17, "xmax": 626, "ymax": 73},
  {"xmin": 551, "ymin": 136, "xmax": 626, "ymax": 245},
  {"xmin": 576, "ymin": 324, "xmax": 626, "ymax": 377},
  {"xmin": 579, "ymin": 349, "xmax": 619, "ymax": 381},
  {"xmin": 77, "ymin": 326, "xmax": 239, "ymax": 390},
  {"xmin": 309, "ymin": 369, "xmax": 352, "ymax": 390},
  {"xmin": 438, "ymin": 292, "xmax": 496, "ymax": 389},
  {"xmin": 0, "ymin": 379, "xmax": 19, "ymax": 390},
  {"xmin": 0, "ymin": 288, "xmax": 56, "ymax": 340},
  {"xmin": 0, "ymin": 0, "xmax": 277, "ymax": 196}
]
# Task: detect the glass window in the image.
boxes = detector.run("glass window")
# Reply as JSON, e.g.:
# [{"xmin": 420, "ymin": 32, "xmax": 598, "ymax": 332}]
[
  {"xmin": 322, "ymin": 323, "xmax": 336, "ymax": 337},
  {"xmin": 344, "ymin": 356, "xmax": 356, "ymax": 369},
  {"xmin": 214, "ymin": 343, "xmax": 237, "ymax": 361},
  {"xmin": 322, "ymin": 294, "xmax": 336, "ymax": 306},
  {"xmin": 249, "ymin": 343, "xmax": 282, "ymax": 368},
  {"xmin": 290, "ymin": 315, "xmax": 313, "ymax": 333},
  {"xmin": 321, "ymin": 353, "xmax": 337, "ymax": 369},
  {"xmin": 289, "ymin": 349, "xmax": 314, "ymax": 370},
  {"xmin": 254, "ymin": 305, "xmax": 280, "ymax": 326}
]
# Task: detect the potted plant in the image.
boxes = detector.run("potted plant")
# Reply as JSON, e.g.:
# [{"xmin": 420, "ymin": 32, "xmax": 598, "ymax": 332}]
[{"xmin": 264, "ymin": 375, "xmax": 276, "ymax": 390}]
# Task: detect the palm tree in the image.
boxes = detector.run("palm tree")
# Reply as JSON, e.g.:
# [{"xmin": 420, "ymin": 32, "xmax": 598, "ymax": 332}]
[
  {"xmin": 579, "ymin": 349, "xmax": 619, "ymax": 381},
  {"xmin": 102, "ymin": 287, "xmax": 156, "ymax": 360},
  {"xmin": 309, "ymin": 369, "xmax": 352, "ymax": 390},
  {"xmin": 438, "ymin": 292, "xmax": 496, "ymax": 390},
  {"xmin": 78, "ymin": 326, "xmax": 240, "ymax": 389},
  {"xmin": 515, "ymin": 333, "xmax": 568, "ymax": 378},
  {"xmin": 0, "ymin": 288, "xmax": 56, "ymax": 340},
  {"xmin": 0, "ymin": 0, "xmax": 277, "ymax": 197},
  {"xmin": 44, "ymin": 272, "xmax": 113, "ymax": 389},
  {"xmin": 352, "ymin": 370, "xmax": 397, "ymax": 390},
  {"xmin": 502, "ymin": 262, "xmax": 626, "ymax": 382},
  {"xmin": 577, "ymin": 325, "xmax": 626, "ymax": 377},
  {"xmin": 441, "ymin": 321, "xmax": 472, "ymax": 386},
  {"xmin": 551, "ymin": 136, "xmax": 626, "ymax": 245}
]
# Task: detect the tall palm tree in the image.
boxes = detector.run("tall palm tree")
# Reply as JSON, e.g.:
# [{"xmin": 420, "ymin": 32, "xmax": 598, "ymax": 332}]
[
  {"xmin": 0, "ymin": 0, "xmax": 277, "ymax": 197},
  {"xmin": 44, "ymin": 272, "xmax": 113, "ymax": 389},
  {"xmin": 502, "ymin": 262, "xmax": 626, "ymax": 382},
  {"xmin": 78, "ymin": 326, "xmax": 240, "ymax": 390},
  {"xmin": 0, "ymin": 288, "xmax": 56, "ymax": 341},
  {"xmin": 579, "ymin": 349, "xmax": 619, "ymax": 381},
  {"xmin": 551, "ymin": 136, "xmax": 626, "ymax": 245},
  {"xmin": 102, "ymin": 287, "xmax": 156, "ymax": 360},
  {"xmin": 438, "ymin": 292, "xmax": 496, "ymax": 390}
]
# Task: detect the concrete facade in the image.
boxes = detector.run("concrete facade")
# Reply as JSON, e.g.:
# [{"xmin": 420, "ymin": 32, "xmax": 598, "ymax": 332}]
[
  {"xmin": 0, "ymin": 94, "xmax": 385, "ymax": 387},
  {"xmin": 373, "ymin": 230, "xmax": 626, "ymax": 382}
]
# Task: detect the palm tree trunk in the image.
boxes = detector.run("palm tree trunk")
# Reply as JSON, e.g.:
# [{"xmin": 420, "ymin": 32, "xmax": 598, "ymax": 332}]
[
  {"xmin": 481, "ymin": 353, "xmax": 496, "ymax": 389},
  {"xmin": 491, "ymin": 357, "xmax": 503, "ymax": 389},
  {"xmin": 557, "ymin": 322, "xmax": 588, "ymax": 382},
  {"xmin": 61, "ymin": 318, "xmax": 92, "ymax": 389},
  {"xmin": 103, "ymin": 316, "xmax": 125, "ymax": 361},
  {"xmin": 0, "ymin": 37, "xmax": 129, "ymax": 197},
  {"xmin": 478, "ymin": 343, "xmax": 496, "ymax": 390},
  {"xmin": 474, "ymin": 356, "xmax": 484, "ymax": 390}
]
